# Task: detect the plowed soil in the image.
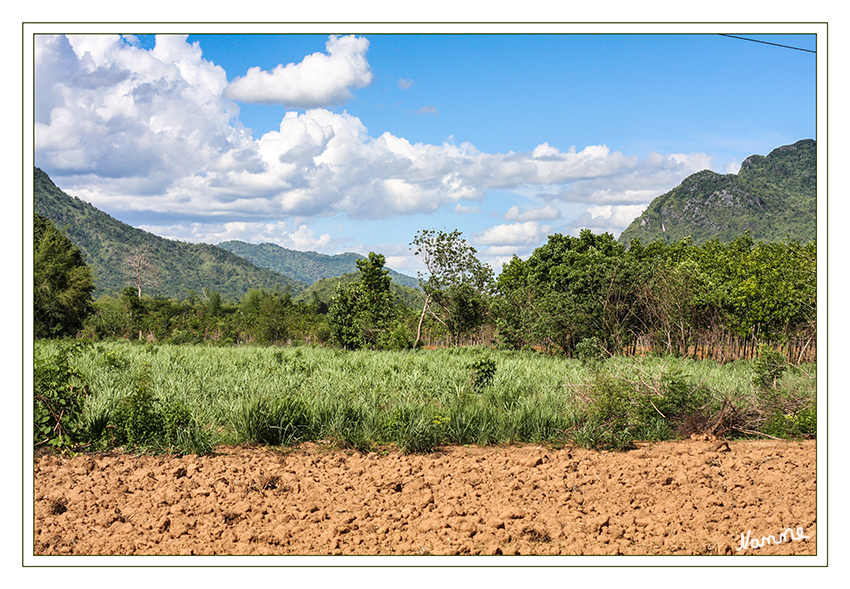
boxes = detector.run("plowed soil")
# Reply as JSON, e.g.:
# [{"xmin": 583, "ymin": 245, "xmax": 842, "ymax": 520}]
[{"xmin": 32, "ymin": 437, "xmax": 816, "ymax": 557}]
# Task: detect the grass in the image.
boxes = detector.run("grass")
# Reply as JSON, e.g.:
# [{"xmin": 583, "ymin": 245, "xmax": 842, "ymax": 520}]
[{"xmin": 32, "ymin": 340, "xmax": 817, "ymax": 455}]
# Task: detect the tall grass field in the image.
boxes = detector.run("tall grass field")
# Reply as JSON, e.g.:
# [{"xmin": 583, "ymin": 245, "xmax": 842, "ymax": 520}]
[{"xmin": 33, "ymin": 340, "xmax": 817, "ymax": 456}]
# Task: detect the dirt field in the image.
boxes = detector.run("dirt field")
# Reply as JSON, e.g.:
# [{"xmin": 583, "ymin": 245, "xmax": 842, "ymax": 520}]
[{"xmin": 32, "ymin": 437, "xmax": 816, "ymax": 557}]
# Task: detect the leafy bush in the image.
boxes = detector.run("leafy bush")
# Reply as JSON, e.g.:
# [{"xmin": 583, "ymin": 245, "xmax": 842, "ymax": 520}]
[
  {"xmin": 33, "ymin": 341, "xmax": 91, "ymax": 448},
  {"xmin": 752, "ymin": 344, "xmax": 787, "ymax": 390},
  {"xmin": 467, "ymin": 356, "xmax": 496, "ymax": 392},
  {"xmin": 575, "ymin": 367, "xmax": 712, "ymax": 450},
  {"xmin": 575, "ymin": 336, "xmax": 605, "ymax": 369},
  {"xmin": 108, "ymin": 388, "xmax": 210, "ymax": 454}
]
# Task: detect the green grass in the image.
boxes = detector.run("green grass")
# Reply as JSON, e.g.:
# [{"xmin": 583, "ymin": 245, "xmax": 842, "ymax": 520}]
[{"xmin": 32, "ymin": 340, "xmax": 817, "ymax": 455}]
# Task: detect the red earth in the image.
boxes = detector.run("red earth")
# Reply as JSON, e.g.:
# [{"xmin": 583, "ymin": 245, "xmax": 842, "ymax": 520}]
[{"xmin": 32, "ymin": 436, "xmax": 816, "ymax": 557}]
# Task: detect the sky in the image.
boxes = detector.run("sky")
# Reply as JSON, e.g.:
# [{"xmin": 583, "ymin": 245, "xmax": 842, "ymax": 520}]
[{"xmin": 30, "ymin": 26, "xmax": 819, "ymax": 277}]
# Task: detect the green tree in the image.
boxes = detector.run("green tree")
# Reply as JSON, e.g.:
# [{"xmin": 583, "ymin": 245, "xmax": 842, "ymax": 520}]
[
  {"xmin": 328, "ymin": 252, "xmax": 397, "ymax": 350},
  {"xmin": 240, "ymin": 289, "xmax": 292, "ymax": 344},
  {"xmin": 410, "ymin": 229, "xmax": 495, "ymax": 346},
  {"xmin": 33, "ymin": 214, "xmax": 95, "ymax": 338}
]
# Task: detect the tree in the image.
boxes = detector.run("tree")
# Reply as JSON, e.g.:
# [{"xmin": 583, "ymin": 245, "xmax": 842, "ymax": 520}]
[
  {"xmin": 33, "ymin": 214, "xmax": 95, "ymax": 338},
  {"xmin": 410, "ymin": 229, "xmax": 495, "ymax": 346},
  {"xmin": 328, "ymin": 252, "xmax": 397, "ymax": 350},
  {"xmin": 124, "ymin": 245, "xmax": 160, "ymax": 298}
]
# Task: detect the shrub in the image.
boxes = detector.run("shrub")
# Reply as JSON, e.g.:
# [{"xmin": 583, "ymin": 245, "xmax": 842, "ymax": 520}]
[
  {"xmin": 575, "ymin": 336, "xmax": 605, "ymax": 370},
  {"xmin": 468, "ymin": 356, "xmax": 496, "ymax": 392},
  {"xmin": 33, "ymin": 340, "xmax": 91, "ymax": 448},
  {"xmin": 752, "ymin": 344, "xmax": 787, "ymax": 390}
]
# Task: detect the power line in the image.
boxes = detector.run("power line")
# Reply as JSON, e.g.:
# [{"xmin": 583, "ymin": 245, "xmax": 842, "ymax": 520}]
[{"xmin": 720, "ymin": 34, "xmax": 816, "ymax": 54}]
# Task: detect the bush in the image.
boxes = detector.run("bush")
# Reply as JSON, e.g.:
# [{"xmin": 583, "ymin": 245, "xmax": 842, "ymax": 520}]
[
  {"xmin": 108, "ymin": 388, "xmax": 211, "ymax": 454},
  {"xmin": 467, "ymin": 356, "xmax": 496, "ymax": 392},
  {"xmin": 33, "ymin": 340, "xmax": 91, "ymax": 448},
  {"xmin": 752, "ymin": 344, "xmax": 787, "ymax": 390},
  {"xmin": 575, "ymin": 336, "xmax": 605, "ymax": 369}
]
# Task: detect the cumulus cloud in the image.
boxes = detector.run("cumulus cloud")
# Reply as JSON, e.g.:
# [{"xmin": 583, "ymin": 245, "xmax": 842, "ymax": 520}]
[
  {"xmin": 34, "ymin": 34, "xmax": 712, "ymax": 254},
  {"xmin": 398, "ymin": 78, "xmax": 413, "ymax": 89},
  {"xmin": 473, "ymin": 221, "xmax": 554, "ymax": 246},
  {"xmin": 565, "ymin": 204, "xmax": 649, "ymax": 237},
  {"xmin": 504, "ymin": 204, "xmax": 560, "ymax": 222},
  {"xmin": 139, "ymin": 219, "xmax": 336, "ymax": 253},
  {"xmin": 223, "ymin": 35, "xmax": 373, "ymax": 108},
  {"xmin": 416, "ymin": 105, "xmax": 438, "ymax": 115}
]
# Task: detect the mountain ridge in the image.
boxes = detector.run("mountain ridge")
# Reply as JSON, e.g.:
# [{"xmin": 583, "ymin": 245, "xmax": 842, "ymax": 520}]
[
  {"xmin": 215, "ymin": 240, "xmax": 420, "ymax": 289},
  {"xmin": 33, "ymin": 168, "xmax": 418, "ymax": 300},
  {"xmin": 618, "ymin": 139, "xmax": 816, "ymax": 246}
]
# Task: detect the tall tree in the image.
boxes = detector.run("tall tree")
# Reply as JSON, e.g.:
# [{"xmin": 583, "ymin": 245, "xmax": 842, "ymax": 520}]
[
  {"xmin": 124, "ymin": 245, "xmax": 161, "ymax": 298},
  {"xmin": 328, "ymin": 252, "xmax": 396, "ymax": 350},
  {"xmin": 33, "ymin": 214, "xmax": 95, "ymax": 338},
  {"xmin": 410, "ymin": 229, "xmax": 494, "ymax": 346}
]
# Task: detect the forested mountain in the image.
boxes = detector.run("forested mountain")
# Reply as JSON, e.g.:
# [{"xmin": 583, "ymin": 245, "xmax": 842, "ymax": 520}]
[
  {"xmin": 294, "ymin": 270, "xmax": 426, "ymax": 310},
  {"xmin": 618, "ymin": 139, "xmax": 816, "ymax": 246},
  {"xmin": 33, "ymin": 168, "xmax": 306, "ymax": 300},
  {"xmin": 216, "ymin": 240, "xmax": 420, "ymax": 289}
]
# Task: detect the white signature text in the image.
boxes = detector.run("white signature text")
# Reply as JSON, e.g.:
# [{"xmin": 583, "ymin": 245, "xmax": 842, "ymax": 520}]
[{"xmin": 737, "ymin": 527, "xmax": 811, "ymax": 551}]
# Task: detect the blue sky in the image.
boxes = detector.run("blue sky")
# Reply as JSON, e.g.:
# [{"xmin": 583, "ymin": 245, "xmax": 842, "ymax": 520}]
[{"xmin": 31, "ymin": 26, "xmax": 819, "ymax": 277}]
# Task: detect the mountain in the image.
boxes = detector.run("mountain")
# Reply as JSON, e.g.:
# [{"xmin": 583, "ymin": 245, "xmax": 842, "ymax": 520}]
[
  {"xmin": 294, "ymin": 271, "xmax": 427, "ymax": 310},
  {"xmin": 618, "ymin": 139, "xmax": 816, "ymax": 246},
  {"xmin": 33, "ymin": 168, "xmax": 306, "ymax": 300},
  {"xmin": 216, "ymin": 240, "xmax": 421, "ymax": 289}
]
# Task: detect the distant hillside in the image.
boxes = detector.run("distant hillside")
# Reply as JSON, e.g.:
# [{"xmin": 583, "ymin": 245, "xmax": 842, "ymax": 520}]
[
  {"xmin": 33, "ymin": 168, "xmax": 306, "ymax": 300},
  {"xmin": 618, "ymin": 139, "xmax": 816, "ymax": 246},
  {"xmin": 216, "ymin": 240, "xmax": 421, "ymax": 289},
  {"xmin": 294, "ymin": 271, "xmax": 426, "ymax": 310}
]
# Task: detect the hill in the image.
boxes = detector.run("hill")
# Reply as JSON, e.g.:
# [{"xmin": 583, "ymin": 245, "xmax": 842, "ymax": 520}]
[
  {"xmin": 294, "ymin": 271, "xmax": 426, "ymax": 310},
  {"xmin": 33, "ymin": 168, "xmax": 306, "ymax": 300},
  {"xmin": 216, "ymin": 240, "xmax": 421, "ymax": 289},
  {"xmin": 618, "ymin": 139, "xmax": 816, "ymax": 246}
]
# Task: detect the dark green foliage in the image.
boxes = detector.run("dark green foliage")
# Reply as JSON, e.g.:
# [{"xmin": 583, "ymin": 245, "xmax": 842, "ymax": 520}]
[
  {"xmin": 494, "ymin": 230, "xmax": 816, "ymax": 357},
  {"xmin": 467, "ymin": 356, "xmax": 497, "ymax": 392},
  {"xmin": 385, "ymin": 405, "xmax": 441, "ymax": 454},
  {"xmin": 619, "ymin": 139, "xmax": 815, "ymax": 246},
  {"xmin": 110, "ymin": 389, "xmax": 165, "ymax": 447},
  {"xmin": 233, "ymin": 396, "xmax": 312, "ymax": 446},
  {"xmin": 328, "ymin": 252, "xmax": 399, "ymax": 350},
  {"xmin": 34, "ymin": 214, "xmax": 95, "ymax": 338},
  {"xmin": 575, "ymin": 337, "xmax": 606, "ymax": 369},
  {"xmin": 107, "ymin": 390, "xmax": 211, "ymax": 454},
  {"xmin": 574, "ymin": 368, "xmax": 712, "ymax": 451},
  {"xmin": 33, "ymin": 340, "xmax": 91, "ymax": 448}
]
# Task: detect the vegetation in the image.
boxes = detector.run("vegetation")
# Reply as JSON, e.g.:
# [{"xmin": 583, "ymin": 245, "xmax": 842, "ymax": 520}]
[
  {"xmin": 32, "ymin": 341, "xmax": 816, "ymax": 455},
  {"xmin": 31, "ymin": 139, "xmax": 818, "ymax": 456},
  {"xmin": 34, "ymin": 214, "xmax": 95, "ymax": 338},
  {"xmin": 217, "ymin": 240, "xmax": 420, "ymax": 289},
  {"xmin": 619, "ymin": 139, "xmax": 816, "ymax": 246},
  {"xmin": 496, "ymin": 230, "xmax": 815, "ymax": 359},
  {"xmin": 34, "ymin": 168, "xmax": 305, "ymax": 300}
]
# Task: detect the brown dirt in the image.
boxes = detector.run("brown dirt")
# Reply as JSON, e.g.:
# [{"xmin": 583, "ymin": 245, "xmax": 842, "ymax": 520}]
[{"xmin": 32, "ymin": 437, "xmax": 816, "ymax": 557}]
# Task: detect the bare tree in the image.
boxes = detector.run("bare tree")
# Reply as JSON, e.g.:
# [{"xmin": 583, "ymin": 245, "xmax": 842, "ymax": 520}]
[{"xmin": 124, "ymin": 245, "xmax": 160, "ymax": 298}]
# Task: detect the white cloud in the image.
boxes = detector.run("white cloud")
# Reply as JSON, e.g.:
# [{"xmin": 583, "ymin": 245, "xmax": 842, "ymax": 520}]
[
  {"xmin": 34, "ymin": 34, "xmax": 713, "ymax": 250},
  {"xmin": 504, "ymin": 204, "xmax": 560, "ymax": 222},
  {"xmin": 473, "ymin": 221, "xmax": 553, "ymax": 246},
  {"xmin": 139, "ymin": 219, "xmax": 336, "ymax": 253},
  {"xmin": 725, "ymin": 159, "xmax": 742, "ymax": 174},
  {"xmin": 455, "ymin": 203, "xmax": 481, "ymax": 214},
  {"xmin": 416, "ymin": 105, "xmax": 438, "ymax": 115},
  {"xmin": 565, "ymin": 204, "xmax": 649, "ymax": 237},
  {"xmin": 223, "ymin": 35, "xmax": 373, "ymax": 108},
  {"xmin": 398, "ymin": 78, "xmax": 413, "ymax": 90}
]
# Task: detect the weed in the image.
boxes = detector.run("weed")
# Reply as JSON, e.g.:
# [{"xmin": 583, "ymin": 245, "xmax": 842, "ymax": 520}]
[{"xmin": 468, "ymin": 357, "xmax": 496, "ymax": 392}]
